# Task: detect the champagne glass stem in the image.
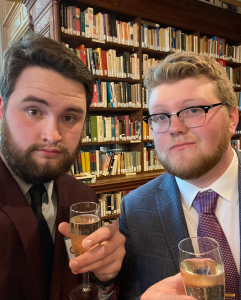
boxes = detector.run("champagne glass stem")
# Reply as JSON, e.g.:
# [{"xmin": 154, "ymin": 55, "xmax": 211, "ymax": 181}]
[{"xmin": 82, "ymin": 271, "xmax": 91, "ymax": 292}]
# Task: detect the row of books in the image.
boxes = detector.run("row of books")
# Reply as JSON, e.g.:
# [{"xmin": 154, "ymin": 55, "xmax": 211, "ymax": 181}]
[
  {"xmin": 141, "ymin": 23, "xmax": 241, "ymax": 62},
  {"xmin": 142, "ymin": 25, "xmax": 198, "ymax": 54},
  {"xmin": 143, "ymin": 147, "xmax": 164, "ymax": 171},
  {"xmin": 91, "ymin": 81, "xmax": 141, "ymax": 108},
  {"xmin": 98, "ymin": 190, "xmax": 131, "ymax": 217},
  {"xmin": 199, "ymin": 36, "xmax": 240, "ymax": 62},
  {"xmin": 227, "ymin": 67, "xmax": 241, "ymax": 88},
  {"xmin": 143, "ymin": 54, "xmax": 162, "ymax": 76},
  {"xmin": 74, "ymin": 150, "xmax": 142, "ymax": 176},
  {"xmin": 81, "ymin": 115, "xmax": 142, "ymax": 143},
  {"xmin": 99, "ymin": 192, "xmax": 121, "ymax": 217},
  {"xmin": 60, "ymin": 3, "xmax": 139, "ymax": 46},
  {"xmin": 66, "ymin": 43, "xmax": 140, "ymax": 80},
  {"xmin": 198, "ymin": 0, "xmax": 241, "ymax": 13}
]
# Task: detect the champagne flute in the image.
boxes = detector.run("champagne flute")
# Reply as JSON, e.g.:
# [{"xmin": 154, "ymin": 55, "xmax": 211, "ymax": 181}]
[
  {"xmin": 178, "ymin": 237, "xmax": 225, "ymax": 300},
  {"xmin": 70, "ymin": 202, "xmax": 102, "ymax": 300}
]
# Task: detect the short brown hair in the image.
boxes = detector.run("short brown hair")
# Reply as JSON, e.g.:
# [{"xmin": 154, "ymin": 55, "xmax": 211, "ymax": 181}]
[
  {"xmin": 144, "ymin": 53, "xmax": 237, "ymax": 108},
  {"xmin": 0, "ymin": 31, "xmax": 94, "ymax": 113}
]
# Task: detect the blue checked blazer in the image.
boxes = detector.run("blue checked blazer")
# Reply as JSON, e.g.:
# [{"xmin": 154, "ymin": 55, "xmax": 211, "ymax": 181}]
[{"xmin": 118, "ymin": 149, "xmax": 241, "ymax": 300}]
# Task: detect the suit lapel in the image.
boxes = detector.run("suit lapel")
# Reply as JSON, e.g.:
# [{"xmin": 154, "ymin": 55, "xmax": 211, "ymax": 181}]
[
  {"xmin": 155, "ymin": 174, "xmax": 189, "ymax": 271},
  {"xmin": 236, "ymin": 150, "xmax": 241, "ymax": 299},
  {"xmin": 0, "ymin": 159, "xmax": 46, "ymax": 299}
]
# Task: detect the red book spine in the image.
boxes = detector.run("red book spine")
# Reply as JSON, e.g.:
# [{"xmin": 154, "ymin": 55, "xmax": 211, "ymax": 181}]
[{"xmin": 101, "ymin": 50, "xmax": 108, "ymax": 76}]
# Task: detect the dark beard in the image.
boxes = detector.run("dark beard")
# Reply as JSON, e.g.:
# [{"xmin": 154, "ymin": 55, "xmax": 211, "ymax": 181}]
[{"xmin": 0, "ymin": 117, "xmax": 81, "ymax": 184}]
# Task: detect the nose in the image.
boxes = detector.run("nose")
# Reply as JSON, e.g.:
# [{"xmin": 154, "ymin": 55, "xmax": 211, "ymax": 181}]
[
  {"xmin": 41, "ymin": 119, "xmax": 62, "ymax": 145},
  {"xmin": 168, "ymin": 114, "xmax": 188, "ymax": 136}
]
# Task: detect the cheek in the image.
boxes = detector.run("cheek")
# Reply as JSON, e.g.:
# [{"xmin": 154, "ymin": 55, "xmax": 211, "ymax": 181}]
[
  {"xmin": 61, "ymin": 125, "xmax": 83, "ymax": 150},
  {"xmin": 153, "ymin": 134, "xmax": 167, "ymax": 153},
  {"xmin": 6, "ymin": 114, "xmax": 37, "ymax": 146}
]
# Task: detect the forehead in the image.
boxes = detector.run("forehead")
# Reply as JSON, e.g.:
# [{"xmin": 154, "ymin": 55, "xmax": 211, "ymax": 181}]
[
  {"xmin": 9, "ymin": 66, "xmax": 86, "ymax": 110},
  {"xmin": 149, "ymin": 77, "xmax": 217, "ymax": 110}
]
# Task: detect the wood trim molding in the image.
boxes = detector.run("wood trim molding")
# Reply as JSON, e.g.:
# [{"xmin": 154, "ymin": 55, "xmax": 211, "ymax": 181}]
[
  {"xmin": 0, "ymin": 0, "xmax": 9, "ymax": 68},
  {"xmin": 3, "ymin": 2, "xmax": 29, "ymax": 41},
  {"xmin": 2, "ymin": 2, "xmax": 23, "ymax": 28}
]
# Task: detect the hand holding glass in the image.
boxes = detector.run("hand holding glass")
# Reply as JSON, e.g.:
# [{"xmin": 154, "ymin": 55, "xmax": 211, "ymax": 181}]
[
  {"xmin": 70, "ymin": 202, "xmax": 102, "ymax": 300},
  {"xmin": 178, "ymin": 237, "xmax": 225, "ymax": 300}
]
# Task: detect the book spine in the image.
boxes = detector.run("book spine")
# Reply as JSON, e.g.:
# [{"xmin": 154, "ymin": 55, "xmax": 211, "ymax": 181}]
[
  {"xmin": 60, "ymin": 2, "xmax": 64, "ymax": 33},
  {"xmin": 76, "ymin": 7, "xmax": 80, "ymax": 36},
  {"xmin": 80, "ymin": 12, "xmax": 85, "ymax": 37}
]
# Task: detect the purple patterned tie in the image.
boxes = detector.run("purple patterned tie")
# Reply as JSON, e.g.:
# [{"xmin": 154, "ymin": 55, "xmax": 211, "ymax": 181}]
[{"xmin": 193, "ymin": 191, "xmax": 239, "ymax": 300}]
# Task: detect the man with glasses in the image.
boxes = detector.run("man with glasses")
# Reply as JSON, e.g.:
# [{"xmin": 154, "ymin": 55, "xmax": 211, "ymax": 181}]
[{"xmin": 118, "ymin": 53, "xmax": 240, "ymax": 300}]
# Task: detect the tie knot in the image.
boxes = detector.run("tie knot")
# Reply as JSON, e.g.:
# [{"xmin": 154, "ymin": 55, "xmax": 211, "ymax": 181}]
[
  {"xmin": 29, "ymin": 184, "xmax": 46, "ymax": 206},
  {"xmin": 193, "ymin": 191, "xmax": 218, "ymax": 214}
]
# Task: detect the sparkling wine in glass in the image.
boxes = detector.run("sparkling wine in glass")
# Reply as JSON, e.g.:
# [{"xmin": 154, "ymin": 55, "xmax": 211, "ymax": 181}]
[
  {"xmin": 70, "ymin": 202, "xmax": 102, "ymax": 300},
  {"xmin": 178, "ymin": 237, "xmax": 225, "ymax": 300}
]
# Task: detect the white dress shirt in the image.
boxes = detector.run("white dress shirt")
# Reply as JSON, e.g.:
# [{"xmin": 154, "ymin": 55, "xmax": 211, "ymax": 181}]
[{"xmin": 176, "ymin": 149, "xmax": 240, "ymax": 273}]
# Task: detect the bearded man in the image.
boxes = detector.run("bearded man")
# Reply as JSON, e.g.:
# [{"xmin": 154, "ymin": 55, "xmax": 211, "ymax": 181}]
[
  {"xmin": 0, "ymin": 32, "xmax": 125, "ymax": 300},
  {"xmin": 118, "ymin": 53, "xmax": 240, "ymax": 300}
]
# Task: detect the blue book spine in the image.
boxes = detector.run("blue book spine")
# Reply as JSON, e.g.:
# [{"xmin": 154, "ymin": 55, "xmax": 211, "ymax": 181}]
[
  {"xmin": 96, "ymin": 80, "xmax": 100, "ymax": 105},
  {"xmin": 156, "ymin": 27, "xmax": 159, "ymax": 50},
  {"xmin": 80, "ymin": 12, "xmax": 85, "ymax": 37},
  {"xmin": 219, "ymin": 38, "xmax": 223, "ymax": 58},
  {"xmin": 106, "ymin": 82, "xmax": 114, "ymax": 107},
  {"xmin": 172, "ymin": 28, "xmax": 176, "ymax": 50}
]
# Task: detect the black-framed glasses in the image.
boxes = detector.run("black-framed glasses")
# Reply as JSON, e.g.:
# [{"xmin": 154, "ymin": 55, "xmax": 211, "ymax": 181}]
[{"xmin": 143, "ymin": 102, "xmax": 227, "ymax": 133}]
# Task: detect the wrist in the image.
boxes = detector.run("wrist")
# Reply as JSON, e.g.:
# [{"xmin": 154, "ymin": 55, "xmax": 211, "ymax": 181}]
[{"xmin": 89, "ymin": 272, "xmax": 118, "ymax": 291}]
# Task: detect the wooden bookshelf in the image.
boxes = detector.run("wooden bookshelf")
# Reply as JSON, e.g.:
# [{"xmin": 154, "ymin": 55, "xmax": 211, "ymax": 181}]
[
  {"xmin": 88, "ymin": 170, "xmax": 164, "ymax": 194},
  {"xmin": 22, "ymin": 0, "xmax": 241, "ymax": 197},
  {"xmin": 102, "ymin": 214, "xmax": 120, "ymax": 221}
]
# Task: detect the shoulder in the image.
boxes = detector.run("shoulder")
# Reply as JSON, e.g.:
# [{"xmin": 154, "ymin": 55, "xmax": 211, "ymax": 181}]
[
  {"xmin": 56, "ymin": 173, "xmax": 97, "ymax": 201},
  {"xmin": 122, "ymin": 172, "xmax": 172, "ymax": 207}
]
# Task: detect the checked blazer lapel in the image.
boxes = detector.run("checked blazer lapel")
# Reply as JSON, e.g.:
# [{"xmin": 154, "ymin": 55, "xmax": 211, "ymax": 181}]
[
  {"xmin": 236, "ymin": 149, "xmax": 241, "ymax": 300},
  {"xmin": 155, "ymin": 174, "xmax": 189, "ymax": 271}
]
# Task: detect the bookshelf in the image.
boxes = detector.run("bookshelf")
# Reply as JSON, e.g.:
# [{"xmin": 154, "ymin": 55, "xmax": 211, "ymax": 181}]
[{"xmin": 22, "ymin": 0, "xmax": 241, "ymax": 193}]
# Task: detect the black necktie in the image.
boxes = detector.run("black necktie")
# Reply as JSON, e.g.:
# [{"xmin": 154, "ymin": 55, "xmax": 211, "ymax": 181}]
[{"xmin": 29, "ymin": 184, "xmax": 54, "ymax": 294}]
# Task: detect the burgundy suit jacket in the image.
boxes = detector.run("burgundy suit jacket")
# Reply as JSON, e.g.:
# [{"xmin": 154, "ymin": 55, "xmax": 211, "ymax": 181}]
[{"xmin": 0, "ymin": 158, "xmax": 98, "ymax": 300}]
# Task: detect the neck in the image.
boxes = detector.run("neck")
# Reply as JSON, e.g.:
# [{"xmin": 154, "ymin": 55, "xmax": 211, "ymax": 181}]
[{"xmin": 185, "ymin": 146, "xmax": 234, "ymax": 188}]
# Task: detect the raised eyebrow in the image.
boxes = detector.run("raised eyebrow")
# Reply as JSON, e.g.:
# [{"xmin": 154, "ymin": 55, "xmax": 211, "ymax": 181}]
[{"xmin": 22, "ymin": 96, "xmax": 48, "ymax": 105}]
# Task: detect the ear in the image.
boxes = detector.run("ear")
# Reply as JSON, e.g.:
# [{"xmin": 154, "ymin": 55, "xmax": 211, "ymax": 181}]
[
  {"xmin": 0, "ymin": 97, "xmax": 4, "ymax": 121},
  {"xmin": 229, "ymin": 106, "xmax": 239, "ymax": 137}
]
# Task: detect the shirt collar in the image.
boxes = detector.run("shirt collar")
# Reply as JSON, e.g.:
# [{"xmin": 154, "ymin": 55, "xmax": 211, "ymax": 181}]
[
  {"xmin": 175, "ymin": 148, "xmax": 239, "ymax": 210},
  {"xmin": 0, "ymin": 153, "xmax": 54, "ymax": 203}
]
